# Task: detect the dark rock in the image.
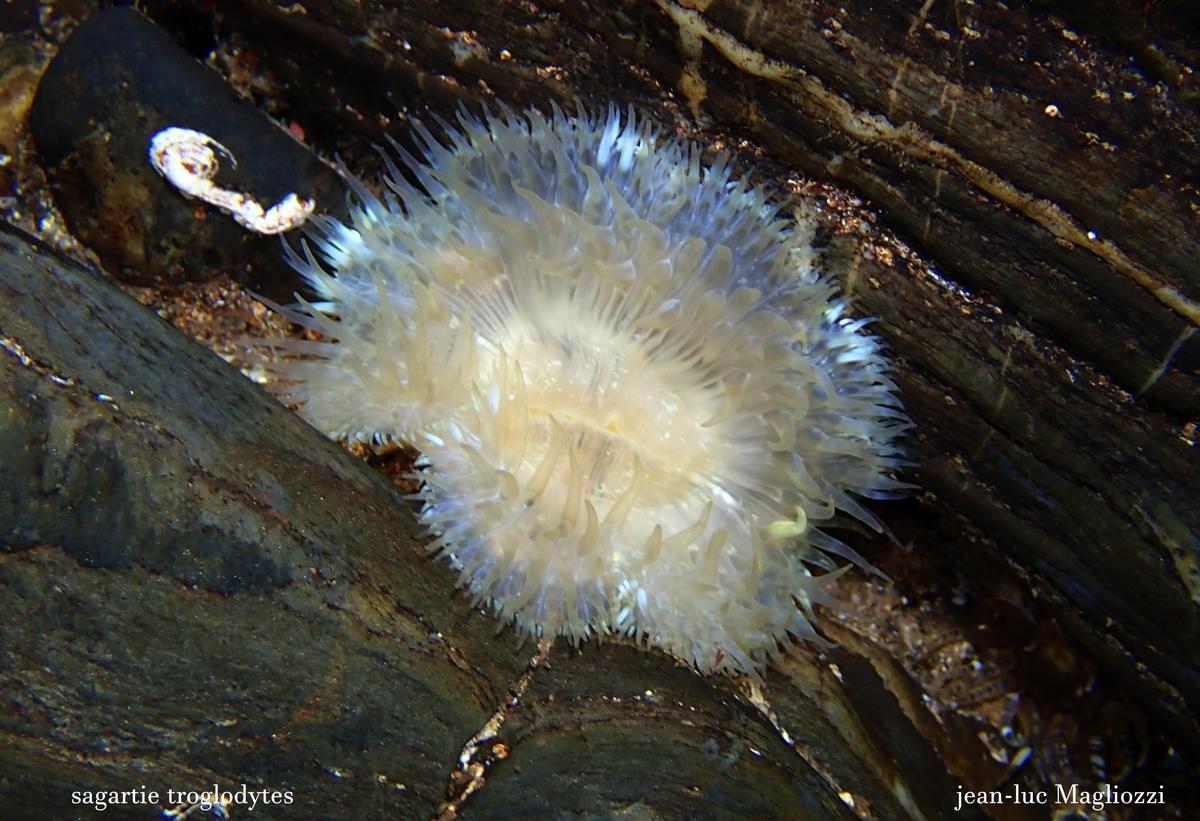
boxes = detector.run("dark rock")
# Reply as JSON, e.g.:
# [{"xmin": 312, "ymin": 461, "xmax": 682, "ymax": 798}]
[{"xmin": 30, "ymin": 6, "xmax": 345, "ymax": 301}]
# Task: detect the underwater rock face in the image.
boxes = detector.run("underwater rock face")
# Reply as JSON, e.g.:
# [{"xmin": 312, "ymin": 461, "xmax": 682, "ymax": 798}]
[{"xmin": 30, "ymin": 7, "xmax": 339, "ymax": 298}]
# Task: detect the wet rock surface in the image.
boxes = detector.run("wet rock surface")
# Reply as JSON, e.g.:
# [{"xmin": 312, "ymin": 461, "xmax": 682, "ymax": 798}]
[
  {"xmin": 30, "ymin": 7, "xmax": 345, "ymax": 300},
  {"xmin": 2, "ymin": 1, "xmax": 1198, "ymax": 818}
]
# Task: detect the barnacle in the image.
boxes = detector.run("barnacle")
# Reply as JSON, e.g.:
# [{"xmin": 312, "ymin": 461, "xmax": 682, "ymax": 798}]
[{"xmin": 263, "ymin": 104, "xmax": 909, "ymax": 675}]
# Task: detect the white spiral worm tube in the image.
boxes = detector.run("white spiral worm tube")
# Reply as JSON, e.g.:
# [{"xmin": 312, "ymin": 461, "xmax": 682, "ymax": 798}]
[{"xmin": 149, "ymin": 127, "xmax": 314, "ymax": 235}]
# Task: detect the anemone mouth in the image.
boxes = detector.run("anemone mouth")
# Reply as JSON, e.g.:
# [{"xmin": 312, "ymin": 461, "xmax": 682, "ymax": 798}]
[
  {"xmin": 260, "ymin": 103, "xmax": 911, "ymax": 676},
  {"xmin": 477, "ymin": 313, "xmax": 731, "ymax": 501}
]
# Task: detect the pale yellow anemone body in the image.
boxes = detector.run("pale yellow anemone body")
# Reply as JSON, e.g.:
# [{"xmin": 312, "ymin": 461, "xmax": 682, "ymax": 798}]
[{"xmin": 266, "ymin": 105, "xmax": 909, "ymax": 675}]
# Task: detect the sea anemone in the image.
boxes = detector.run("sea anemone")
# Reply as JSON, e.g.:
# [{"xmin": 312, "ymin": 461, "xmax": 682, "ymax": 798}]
[{"xmin": 263, "ymin": 103, "xmax": 909, "ymax": 675}]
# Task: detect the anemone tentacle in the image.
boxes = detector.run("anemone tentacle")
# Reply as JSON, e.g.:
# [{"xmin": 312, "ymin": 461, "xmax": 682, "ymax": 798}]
[{"xmin": 262, "ymin": 105, "xmax": 910, "ymax": 676}]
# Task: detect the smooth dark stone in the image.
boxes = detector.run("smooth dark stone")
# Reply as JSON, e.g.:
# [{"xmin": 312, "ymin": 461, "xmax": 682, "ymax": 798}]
[{"xmin": 31, "ymin": 6, "xmax": 346, "ymax": 300}]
